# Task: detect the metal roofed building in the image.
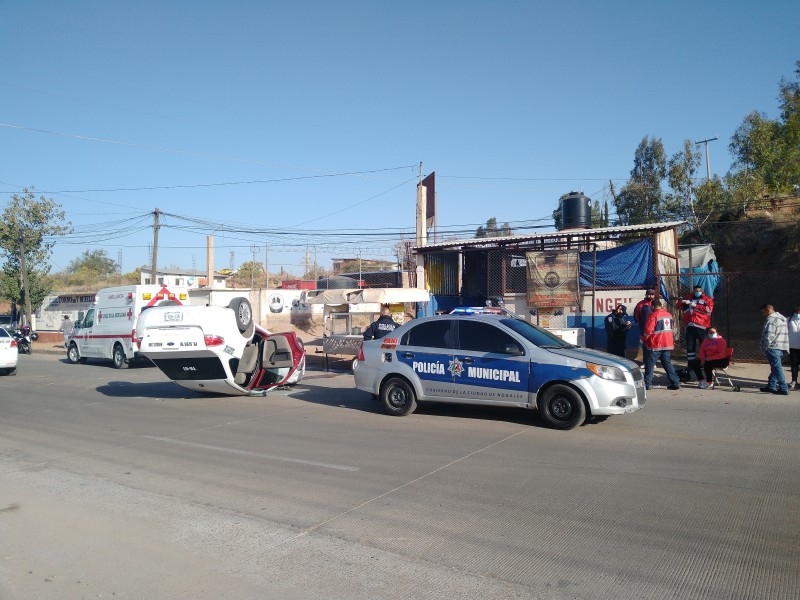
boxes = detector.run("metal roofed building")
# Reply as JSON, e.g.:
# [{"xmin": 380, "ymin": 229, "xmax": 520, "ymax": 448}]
[{"xmin": 413, "ymin": 221, "xmax": 687, "ymax": 351}]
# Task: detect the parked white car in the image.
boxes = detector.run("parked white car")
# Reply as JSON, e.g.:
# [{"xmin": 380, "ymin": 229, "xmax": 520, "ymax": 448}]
[
  {"xmin": 0, "ymin": 327, "xmax": 18, "ymax": 376},
  {"xmin": 136, "ymin": 298, "xmax": 305, "ymax": 396}
]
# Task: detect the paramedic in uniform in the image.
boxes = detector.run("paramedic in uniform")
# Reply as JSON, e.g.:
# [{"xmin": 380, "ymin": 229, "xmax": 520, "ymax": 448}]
[
  {"xmin": 642, "ymin": 299, "xmax": 681, "ymax": 391},
  {"xmin": 363, "ymin": 306, "xmax": 399, "ymax": 340},
  {"xmin": 675, "ymin": 284, "xmax": 714, "ymax": 383}
]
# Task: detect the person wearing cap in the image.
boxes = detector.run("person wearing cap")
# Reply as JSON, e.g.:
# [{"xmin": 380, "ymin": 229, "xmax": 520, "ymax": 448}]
[
  {"xmin": 675, "ymin": 284, "xmax": 714, "ymax": 382},
  {"xmin": 634, "ymin": 289, "xmax": 656, "ymax": 327},
  {"xmin": 605, "ymin": 304, "xmax": 631, "ymax": 358}
]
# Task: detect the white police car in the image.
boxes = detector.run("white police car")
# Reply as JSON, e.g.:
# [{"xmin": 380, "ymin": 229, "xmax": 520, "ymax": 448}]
[{"xmin": 353, "ymin": 313, "xmax": 645, "ymax": 430}]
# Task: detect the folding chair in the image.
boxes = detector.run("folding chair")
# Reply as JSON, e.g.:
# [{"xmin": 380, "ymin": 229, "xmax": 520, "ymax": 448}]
[{"xmin": 713, "ymin": 347, "xmax": 741, "ymax": 391}]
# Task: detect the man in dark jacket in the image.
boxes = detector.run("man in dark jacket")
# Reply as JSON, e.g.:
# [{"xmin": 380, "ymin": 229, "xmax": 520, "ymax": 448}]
[
  {"xmin": 605, "ymin": 304, "xmax": 631, "ymax": 357},
  {"xmin": 363, "ymin": 307, "xmax": 399, "ymax": 340}
]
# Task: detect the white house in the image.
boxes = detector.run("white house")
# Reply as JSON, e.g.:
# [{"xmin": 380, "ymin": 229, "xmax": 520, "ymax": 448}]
[{"xmin": 139, "ymin": 267, "xmax": 229, "ymax": 289}]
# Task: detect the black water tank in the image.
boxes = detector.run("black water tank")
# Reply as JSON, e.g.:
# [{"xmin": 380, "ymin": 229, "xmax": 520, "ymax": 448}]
[
  {"xmin": 316, "ymin": 275, "xmax": 358, "ymax": 289},
  {"xmin": 560, "ymin": 191, "xmax": 592, "ymax": 229}
]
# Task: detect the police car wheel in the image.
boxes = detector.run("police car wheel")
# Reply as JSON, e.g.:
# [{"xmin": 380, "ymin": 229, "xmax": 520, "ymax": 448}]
[
  {"xmin": 381, "ymin": 377, "xmax": 417, "ymax": 416},
  {"xmin": 537, "ymin": 385, "xmax": 586, "ymax": 430},
  {"xmin": 112, "ymin": 344, "xmax": 129, "ymax": 369},
  {"xmin": 67, "ymin": 343, "xmax": 81, "ymax": 364}
]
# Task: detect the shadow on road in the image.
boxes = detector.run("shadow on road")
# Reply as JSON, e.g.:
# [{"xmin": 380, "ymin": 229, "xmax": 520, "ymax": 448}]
[
  {"xmin": 287, "ymin": 380, "xmax": 599, "ymax": 429},
  {"xmin": 95, "ymin": 380, "xmax": 205, "ymax": 399}
]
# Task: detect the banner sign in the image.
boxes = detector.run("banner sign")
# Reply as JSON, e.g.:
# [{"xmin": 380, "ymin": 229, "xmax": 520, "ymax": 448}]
[{"xmin": 526, "ymin": 251, "xmax": 580, "ymax": 308}]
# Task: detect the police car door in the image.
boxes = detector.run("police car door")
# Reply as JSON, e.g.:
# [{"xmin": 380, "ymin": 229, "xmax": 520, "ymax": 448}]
[
  {"xmin": 451, "ymin": 320, "xmax": 530, "ymax": 405},
  {"xmin": 395, "ymin": 318, "xmax": 458, "ymax": 400}
]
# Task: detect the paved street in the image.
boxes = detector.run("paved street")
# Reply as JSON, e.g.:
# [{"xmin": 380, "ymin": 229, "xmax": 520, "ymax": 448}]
[{"xmin": 1, "ymin": 353, "xmax": 798, "ymax": 599}]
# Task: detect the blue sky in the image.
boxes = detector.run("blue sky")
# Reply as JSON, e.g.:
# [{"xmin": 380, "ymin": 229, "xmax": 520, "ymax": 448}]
[{"xmin": 2, "ymin": 1, "xmax": 798, "ymax": 278}]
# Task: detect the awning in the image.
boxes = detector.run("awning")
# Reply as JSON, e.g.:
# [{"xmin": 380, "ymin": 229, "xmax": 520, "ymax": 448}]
[{"xmin": 309, "ymin": 288, "xmax": 429, "ymax": 305}]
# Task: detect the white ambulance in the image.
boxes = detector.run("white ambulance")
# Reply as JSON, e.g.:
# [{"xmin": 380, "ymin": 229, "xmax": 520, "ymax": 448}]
[{"xmin": 66, "ymin": 285, "xmax": 189, "ymax": 369}]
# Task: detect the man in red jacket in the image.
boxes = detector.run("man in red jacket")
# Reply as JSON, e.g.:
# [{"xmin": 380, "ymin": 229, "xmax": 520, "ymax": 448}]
[
  {"xmin": 675, "ymin": 284, "xmax": 714, "ymax": 382},
  {"xmin": 642, "ymin": 299, "xmax": 681, "ymax": 391}
]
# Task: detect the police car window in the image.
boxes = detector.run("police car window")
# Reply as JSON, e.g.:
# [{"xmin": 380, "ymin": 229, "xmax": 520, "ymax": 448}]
[
  {"xmin": 458, "ymin": 320, "xmax": 522, "ymax": 354},
  {"xmin": 499, "ymin": 318, "xmax": 572, "ymax": 348},
  {"xmin": 401, "ymin": 320, "xmax": 453, "ymax": 348}
]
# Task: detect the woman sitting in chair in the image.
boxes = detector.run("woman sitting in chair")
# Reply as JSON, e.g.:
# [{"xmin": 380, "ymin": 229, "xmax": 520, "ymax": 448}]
[{"xmin": 698, "ymin": 327, "xmax": 728, "ymax": 390}]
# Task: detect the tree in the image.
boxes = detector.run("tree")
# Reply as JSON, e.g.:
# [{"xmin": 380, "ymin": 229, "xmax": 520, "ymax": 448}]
[
  {"xmin": 65, "ymin": 249, "xmax": 120, "ymax": 282},
  {"xmin": 612, "ymin": 136, "xmax": 669, "ymax": 225},
  {"xmin": 728, "ymin": 61, "xmax": 800, "ymax": 198},
  {"xmin": 476, "ymin": 217, "xmax": 512, "ymax": 238},
  {"xmin": 0, "ymin": 255, "xmax": 53, "ymax": 321},
  {"xmin": 0, "ymin": 188, "xmax": 71, "ymax": 324}
]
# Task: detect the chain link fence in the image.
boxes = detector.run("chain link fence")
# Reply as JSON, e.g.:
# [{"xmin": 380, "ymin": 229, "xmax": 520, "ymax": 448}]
[{"xmin": 472, "ymin": 247, "xmax": 799, "ymax": 362}]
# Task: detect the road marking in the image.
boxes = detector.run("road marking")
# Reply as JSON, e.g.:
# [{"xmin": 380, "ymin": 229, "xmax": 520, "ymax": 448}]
[
  {"xmin": 141, "ymin": 435, "xmax": 359, "ymax": 472},
  {"xmin": 268, "ymin": 426, "xmax": 533, "ymax": 549}
]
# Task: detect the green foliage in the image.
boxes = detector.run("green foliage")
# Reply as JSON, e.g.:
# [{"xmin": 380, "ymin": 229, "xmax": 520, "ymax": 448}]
[
  {"xmin": 476, "ymin": 217, "xmax": 512, "ymax": 238},
  {"xmin": 227, "ymin": 261, "xmax": 267, "ymax": 288},
  {"xmin": 612, "ymin": 137, "xmax": 669, "ymax": 225},
  {"xmin": 0, "ymin": 188, "xmax": 70, "ymax": 318},
  {"xmin": 122, "ymin": 267, "xmax": 142, "ymax": 284},
  {"xmin": 0, "ymin": 188, "xmax": 71, "ymax": 264},
  {"xmin": 64, "ymin": 249, "xmax": 120, "ymax": 284},
  {"xmin": 728, "ymin": 61, "xmax": 800, "ymax": 196},
  {"xmin": 0, "ymin": 256, "xmax": 53, "ymax": 313}
]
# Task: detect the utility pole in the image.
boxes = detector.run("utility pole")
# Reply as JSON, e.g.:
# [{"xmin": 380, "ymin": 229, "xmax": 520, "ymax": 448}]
[
  {"xmin": 18, "ymin": 234, "xmax": 31, "ymax": 326},
  {"xmin": 695, "ymin": 136, "xmax": 718, "ymax": 180},
  {"xmin": 264, "ymin": 242, "xmax": 269, "ymax": 289},
  {"xmin": 249, "ymin": 244, "xmax": 260, "ymax": 289},
  {"xmin": 150, "ymin": 208, "xmax": 160, "ymax": 285}
]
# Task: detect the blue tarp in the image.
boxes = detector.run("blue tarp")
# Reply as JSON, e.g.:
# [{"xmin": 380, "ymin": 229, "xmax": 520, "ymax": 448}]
[{"xmin": 579, "ymin": 239, "xmax": 670, "ymax": 300}]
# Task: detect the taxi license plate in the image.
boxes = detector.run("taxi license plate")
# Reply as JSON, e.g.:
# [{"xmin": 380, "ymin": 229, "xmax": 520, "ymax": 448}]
[{"xmin": 163, "ymin": 311, "xmax": 183, "ymax": 322}]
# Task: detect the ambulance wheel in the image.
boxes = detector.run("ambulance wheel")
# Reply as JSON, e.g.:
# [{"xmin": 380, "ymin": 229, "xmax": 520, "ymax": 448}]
[
  {"xmin": 112, "ymin": 344, "xmax": 128, "ymax": 369},
  {"xmin": 228, "ymin": 298, "xmax": 253, "ymax": 333},
  {"xmin": 381, "ymin": 377, "xmax": 417, "ymax": 416},
  {"xmin": 67, "ymin": 343, "xmax": 81, "ymax": 364},
  {"xmin": 537, "ymin": 384, "xmax": 586, "ymax": 430},
  {"xmin": 6, "ymin": 367, "xmax": 16, "ymax": 376}
]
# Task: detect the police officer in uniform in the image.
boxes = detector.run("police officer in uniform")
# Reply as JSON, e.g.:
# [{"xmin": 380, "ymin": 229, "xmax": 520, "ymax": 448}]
[
  {"xmin": 605, "ymin": 304, "xmax": 631, "ymax": 358},
  {"xmin": 363, "ymin": 306, "xmax": 399, "ymax": 340}
]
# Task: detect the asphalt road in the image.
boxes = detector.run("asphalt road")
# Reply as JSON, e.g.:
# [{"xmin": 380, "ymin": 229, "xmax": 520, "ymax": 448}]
[{"xmin": 1, "ymin": 354, "xmax": 798, "ymax": 600}]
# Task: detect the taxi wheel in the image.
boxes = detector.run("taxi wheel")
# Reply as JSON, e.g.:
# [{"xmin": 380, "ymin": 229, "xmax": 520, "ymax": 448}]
[
  {"xmin": 537, "ymin": 385, "xmax": 586, "ymax": 430},
  {"xmin": 112, "ymin": 344, "xmax": 129, "ymax": 369},
  {"xmin": 67, "ymin": 343, "xmax": 81, "ymax": 364},
  {"xmin": 228, "ymin": 298, "xmax": 253, "ymax": 334},
  {"xmin": 381, "ymin": 377, "xmax": 417, "ymax": 416}
]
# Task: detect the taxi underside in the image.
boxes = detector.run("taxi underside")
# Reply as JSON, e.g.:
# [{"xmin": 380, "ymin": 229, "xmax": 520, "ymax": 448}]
[{"xmin": 145, "ymin": 325, "xmax": 303, "ymax": 397}]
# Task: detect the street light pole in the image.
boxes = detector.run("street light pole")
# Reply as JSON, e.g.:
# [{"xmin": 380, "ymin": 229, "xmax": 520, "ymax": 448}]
[{"xmin": 694, "ymin": 136, "xmax": 718, "ymax": 180}]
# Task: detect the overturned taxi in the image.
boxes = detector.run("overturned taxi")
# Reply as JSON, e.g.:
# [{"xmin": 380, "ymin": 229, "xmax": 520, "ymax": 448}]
[
  {"xmin": 136, "ymin": 298, "xmax": 305, "ymax": 396},
  {"xmin": 353, "ymin": 313, "xmax": 645, "ymax": 430}
]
